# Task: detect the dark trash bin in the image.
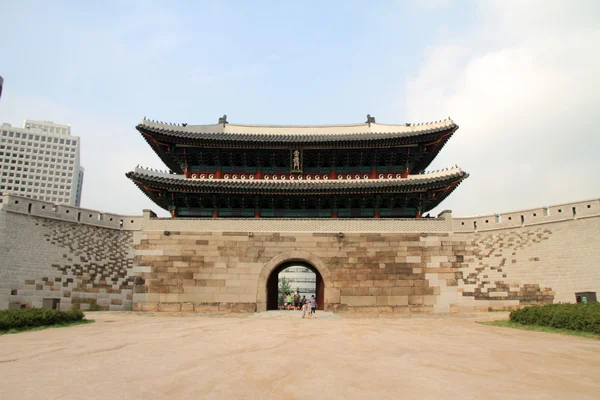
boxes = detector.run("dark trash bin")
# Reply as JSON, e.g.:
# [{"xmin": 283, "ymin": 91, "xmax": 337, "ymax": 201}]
[{"xmin": 575, "ymin": 292, "xmax": 597, "ymax": 304}]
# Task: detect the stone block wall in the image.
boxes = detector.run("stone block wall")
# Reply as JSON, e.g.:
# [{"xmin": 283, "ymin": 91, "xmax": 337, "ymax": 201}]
[
  {"xmin": 0, "ymin": 196, "xmax": 137, "ymax": 311},
  {"xmin": 131, "ymin": 230, "xmax": 466, "ymax": 314},
  {"xmin": 453, "ymin": 216, "xmax": 600, "ymax": 310},
  {"xmin": 1, "ymin": 193, "xmax": 598, "ymax": 313}
]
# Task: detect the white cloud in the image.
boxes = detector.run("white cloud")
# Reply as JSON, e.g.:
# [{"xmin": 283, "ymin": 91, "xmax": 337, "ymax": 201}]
[{"xmin": 406, "ymin": 0, "xmax": 600, "ymax": 216}]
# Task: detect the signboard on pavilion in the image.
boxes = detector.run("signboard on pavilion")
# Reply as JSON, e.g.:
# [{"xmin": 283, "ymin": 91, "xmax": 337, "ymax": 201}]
[{"xmin": 290, "ymin": 149, "xmax": 303, "ymax": 174}]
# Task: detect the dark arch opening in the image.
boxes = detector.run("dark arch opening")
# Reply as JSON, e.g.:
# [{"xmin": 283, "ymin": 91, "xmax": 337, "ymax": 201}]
[{"xmin": 266, "ymin": 261, "xmax": 325, "ymax": 311}]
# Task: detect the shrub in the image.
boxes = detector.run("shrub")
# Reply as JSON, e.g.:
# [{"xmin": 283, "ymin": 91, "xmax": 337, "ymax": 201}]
[
  {"xmin": 510, "ymin": 303, "xmax": 600, "ymax": 334},
  {"xmin": 0, "ymin": 308, "xmax": 85, "ymax": 330}
]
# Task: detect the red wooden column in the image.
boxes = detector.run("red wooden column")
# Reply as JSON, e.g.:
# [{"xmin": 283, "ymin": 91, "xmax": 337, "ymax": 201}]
[
  {"xmin": 254, "ymin": 196, "xmax": 261, "ymax": 218},
  {"xmin": 402, "ymin": 149, "xmax": 410, "ymax": 178},
  {"xmin": 416, "ymin": 194, "xmax": 423, "ymax": 218},
  {"xmin": 329, "ymin": 168, "xmax": 337, "ymax": 180},
  {"xmin": 211, "ymin": 195, "xmax": 218, "ymax": 218},
  {"xmin": 374, "ymin": 209, "xmax": 381, "ymax": 218},
  {"xmin": 332, "ymin": 195, "xmax": 338, "ymax": 218},
  {"xmin": 170, "ymin": 209, "xmax": 177, "ymax": 218},
  {"xmin": 215, "ymin": 167, "xmax": 223, "ymax": 179},
  {"xmin": 401, "ymin": 167, "xmax": 409, "ymax": 178},
  {"xmin": 329, "ymin": 150, "xmax": 337, "ymax": 179},
  {"xmin": 371, "ymin": 166, "xmax": 377, "ymax": 179}
]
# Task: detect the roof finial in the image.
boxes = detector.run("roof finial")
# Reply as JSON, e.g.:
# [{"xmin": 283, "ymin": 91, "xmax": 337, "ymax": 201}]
[
  {"xmin": 218, "ymin": 114, "xmax": 228, "ymax": 127},
  {"xmin": 182, "ymin": 122, "xmax": 187, "ymax": 127},
  {"xmin": 365, "ymin": 114, "xmax": 376, "ymax": 127},
  {"xmin": 405, "ymin": 123, "xmax": 411, "ymax": 127}
]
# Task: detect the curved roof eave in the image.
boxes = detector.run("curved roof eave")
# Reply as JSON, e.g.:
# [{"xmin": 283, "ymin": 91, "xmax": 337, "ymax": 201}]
[
  {"xmin": 136, "ymin": 118, "xmax": 458, "ymax": 144},
  {"xmin": 126, "ymin": 167, "xmax": 469, "ymax": 192}
]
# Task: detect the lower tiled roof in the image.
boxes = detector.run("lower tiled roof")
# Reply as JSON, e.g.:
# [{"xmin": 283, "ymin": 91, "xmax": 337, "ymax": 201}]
[{"xmin": 126, "ymin": 167, "xmax": 468, "ymax": 194}]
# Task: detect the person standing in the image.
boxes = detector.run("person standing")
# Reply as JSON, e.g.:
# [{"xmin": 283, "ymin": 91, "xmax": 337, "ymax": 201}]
[
  {"xmin": 301, "ymin": 300, "xmax": 310, "ymax": 319},
  {"xmin": 310, "ymin": 295, "xmax": 317, "ymax": 316},
  {"xmin": 286, "ymin": 293, "xmax": 293, "ymax": 310},
  {"xmin": 293, "ymin": 291, "xmax": 299, "ymax": 310}
]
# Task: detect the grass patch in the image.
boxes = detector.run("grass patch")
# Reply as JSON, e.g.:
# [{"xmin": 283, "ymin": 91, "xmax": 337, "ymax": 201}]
[
  {"xmin": 0, "ymin": 319, "xmax": 94, "ymax": 335},
  {"xmin": 0, "ymin": 308, "xmax": 89, "ymax": 334},
  {"xmin": 478, "ymin": 319, "xmax": 600, "ymax": 340},
  {"xmin": 510, "ymin": 303, "xmax": 600, "ymax": 333}
]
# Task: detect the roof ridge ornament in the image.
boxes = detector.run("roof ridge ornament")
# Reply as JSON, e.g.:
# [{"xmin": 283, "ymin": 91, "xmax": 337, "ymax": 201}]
[
  {"xmin": 218, "ymin": 114, "xmax": 228, "ymax": 127},
  {"xmin": 365, "ymin": 114, "xmax": 376, "ymax": 127}
]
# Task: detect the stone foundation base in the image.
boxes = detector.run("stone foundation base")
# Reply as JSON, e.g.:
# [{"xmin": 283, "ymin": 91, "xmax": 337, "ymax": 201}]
[{"xmin": 132, "ymin": 302, "xmax": 257, "ymax": 313}]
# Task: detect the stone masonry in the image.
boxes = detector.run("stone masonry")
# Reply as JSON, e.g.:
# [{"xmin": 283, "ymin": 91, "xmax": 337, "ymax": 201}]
[
  {"xmin": 132, "ymin": 230, "xmax": 465, "ymax": 313},
  {"xmin": 0, "ymin": 195, "xmax": 140, "ymax": 311},
  {"xmin": 1, "ymin": 194, "xmax": 599, "ymax": 313}
]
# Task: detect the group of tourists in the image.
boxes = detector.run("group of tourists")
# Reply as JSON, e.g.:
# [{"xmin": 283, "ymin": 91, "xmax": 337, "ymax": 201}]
[{"xmin": 282, "ymin": 291, "xmax": 317, "ymax": 318}]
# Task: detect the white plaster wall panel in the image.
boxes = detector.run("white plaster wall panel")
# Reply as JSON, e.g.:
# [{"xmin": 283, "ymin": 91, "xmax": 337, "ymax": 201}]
[
  {"xmin": 0, "ymin": 195, "xmax": 30, "ymax": 214},
  {"xmin": 55, "ymin": 204, "xmax": 80, "ymax": 223}
]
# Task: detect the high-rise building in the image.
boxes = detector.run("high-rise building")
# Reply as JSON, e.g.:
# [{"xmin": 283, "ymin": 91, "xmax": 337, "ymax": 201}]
[
  {"xmin": 0, "ymin": 120, "xmax": 84, "ymax": 205},
  {"xmin": 278, "ymin": 266, "xmax": 317, "ymax": 300}
]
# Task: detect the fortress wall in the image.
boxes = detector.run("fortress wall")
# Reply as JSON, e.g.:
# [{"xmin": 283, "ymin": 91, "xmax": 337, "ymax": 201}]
[
  {"xmin": 131, "ymin": 230, "xmax": 466, "ymax": 313},
  {"xmin": 0, "ymin": 195, "xmax": 138, "ymax": 311},
  {"xmin": 1, "ymin": 194, "xmax": 598, "ymax": 313},
  {"xmin": 454, "ymin": 216, "xmax": 600, "ymax": 308},
  {"xmin": 453, "ymin": 198, "xmax": 600, "ymax": 232},
  {"xmin": 1, "ymin": 194, "xmax": 142, "ymax": 230},
  {"xmin": 451, "ymin": 198, "xmax": 600, "ymax": 309}
]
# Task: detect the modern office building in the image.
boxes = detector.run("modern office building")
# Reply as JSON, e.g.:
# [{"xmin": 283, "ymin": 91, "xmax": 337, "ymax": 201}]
[
  {"xmin": 0, "ymin": 120, "xmax": 84, "ymax": 205},
  {"xmin": 278, "ymin": 266, "xmax": 317, "ymax": 300}
]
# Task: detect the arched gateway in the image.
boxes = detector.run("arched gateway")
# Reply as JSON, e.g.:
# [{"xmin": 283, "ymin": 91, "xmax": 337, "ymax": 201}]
[{"xmin": 256, "ymin": 252, "xmax": 335, "ymax": 312}]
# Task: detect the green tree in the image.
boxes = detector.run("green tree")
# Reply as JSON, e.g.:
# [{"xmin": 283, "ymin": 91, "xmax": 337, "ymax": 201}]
[{"xmin": 278, "ymin": 277, "xmax": 291, "ymax": 306}]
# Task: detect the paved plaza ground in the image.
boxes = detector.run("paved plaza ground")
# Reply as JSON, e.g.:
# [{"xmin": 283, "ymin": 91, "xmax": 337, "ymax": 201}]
[{"xmin": 1, "ymin": 311, "xmax": 599, "ymax": 399}]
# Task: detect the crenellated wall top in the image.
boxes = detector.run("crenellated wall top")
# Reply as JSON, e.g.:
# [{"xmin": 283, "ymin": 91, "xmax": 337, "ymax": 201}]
[
  {"xmin": 453, "ymin": 198, "xmax": 600, "ymax": 233},
  {"xmin": 0, "ymin": 194, "xmax": 142, "ymax": 231},
  {"xmin": 3, "ymin": 193, "xmax": 599, "ymax": 234}
]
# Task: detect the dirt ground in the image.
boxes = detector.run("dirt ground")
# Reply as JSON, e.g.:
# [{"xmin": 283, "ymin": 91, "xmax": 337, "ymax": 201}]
[{"xmin": 0, "ymin": 311, "xmax": 599, "ymax": 400}]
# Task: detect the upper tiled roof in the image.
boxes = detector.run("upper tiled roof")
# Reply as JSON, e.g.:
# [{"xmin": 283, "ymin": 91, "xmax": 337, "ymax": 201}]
[{"xmin": 137, "ymin": 118, "xmax": 457, "ymax": 143}]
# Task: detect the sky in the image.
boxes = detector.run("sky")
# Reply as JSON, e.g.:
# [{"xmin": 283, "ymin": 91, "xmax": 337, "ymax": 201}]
[{"xmin": 1, "ymin": 0, "xmax": 598, "ymax": 218}]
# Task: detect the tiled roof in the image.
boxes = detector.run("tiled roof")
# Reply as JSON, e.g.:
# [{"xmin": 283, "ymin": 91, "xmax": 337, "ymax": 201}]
[
  {"xmin": 137, "ymin": 118, "xmax": 457, "ymax": 143},
  {"xmin": 126, "ymin": 167, "xmax": 468, "ymax": 193}
]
